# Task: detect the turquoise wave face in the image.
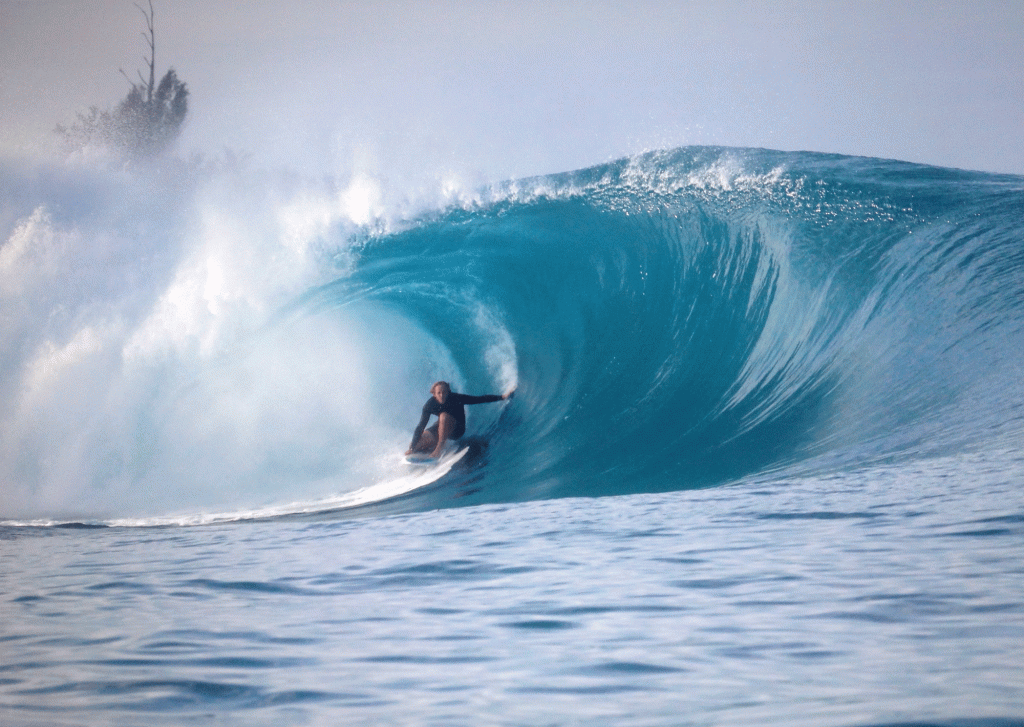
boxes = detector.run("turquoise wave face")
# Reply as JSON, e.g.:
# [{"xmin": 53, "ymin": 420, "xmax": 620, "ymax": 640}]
[
  {"xmin": 309, "ymin": 148, "xmax": 1024, "ymax": 508},
  {"xmin": 2, "ymin": 147, "xmax": 1022, "ymax": 522}
]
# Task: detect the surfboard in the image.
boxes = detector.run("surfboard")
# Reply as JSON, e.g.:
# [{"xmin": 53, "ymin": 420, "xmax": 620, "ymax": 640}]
[
  {"xmin": 404, "ymin": 446, "xmax": 468, "ymax": 467},
  {"xmin": 404, "ymin": 452, "xmax": 438, "ymax": 464}
]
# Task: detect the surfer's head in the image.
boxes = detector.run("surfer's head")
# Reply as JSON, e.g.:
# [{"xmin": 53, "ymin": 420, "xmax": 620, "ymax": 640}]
[{"xmin": 431, "ymin": 381, "xmax": 451, "ymax": 404}]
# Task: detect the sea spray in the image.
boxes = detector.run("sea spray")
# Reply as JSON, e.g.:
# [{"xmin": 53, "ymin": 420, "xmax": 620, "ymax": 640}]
[{"xmin": 2, "ymin": 147, "xmax": 1023, "ymax": 523}]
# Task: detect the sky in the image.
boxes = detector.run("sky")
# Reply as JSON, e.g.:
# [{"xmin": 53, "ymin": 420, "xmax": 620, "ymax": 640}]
[{"xmin": 1, "ymin": 0, "xmax": 1023, "ymax": 183}]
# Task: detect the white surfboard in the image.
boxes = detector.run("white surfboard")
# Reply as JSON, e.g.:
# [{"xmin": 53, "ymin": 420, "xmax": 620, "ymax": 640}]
[
  {"xmin": 404, "ymin": 446, "xmax": 468, "ymax": 467},
  {"xmin": 404, "ymin": 452, "xmax": 438, "ymax": 465}
]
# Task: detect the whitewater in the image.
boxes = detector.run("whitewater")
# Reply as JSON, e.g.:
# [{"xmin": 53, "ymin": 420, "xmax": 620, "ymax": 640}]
[{"xmin": 2, "ymin": 146, "xmax": 1023, "ymax": 726}]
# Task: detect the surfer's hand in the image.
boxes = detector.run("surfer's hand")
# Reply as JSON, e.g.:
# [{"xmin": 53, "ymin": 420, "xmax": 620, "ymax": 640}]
[{"xmin": 503, "ymin": 388, "xmax": 516, "ymax": 400}]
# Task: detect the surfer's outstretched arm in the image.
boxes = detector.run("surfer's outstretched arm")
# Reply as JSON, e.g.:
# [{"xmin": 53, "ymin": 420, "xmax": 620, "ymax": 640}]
[{"xmin": 460, "ymin": 388, "xmax": 515, "ymax": 405}]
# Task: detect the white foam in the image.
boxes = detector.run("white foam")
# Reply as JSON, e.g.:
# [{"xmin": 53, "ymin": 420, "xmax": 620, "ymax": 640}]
[{"xmin": 0, "ymin": 156, "xmax": 473, "ymax": 521}]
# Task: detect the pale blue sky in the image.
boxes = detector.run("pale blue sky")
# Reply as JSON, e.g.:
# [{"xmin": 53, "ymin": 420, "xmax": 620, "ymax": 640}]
[{"xmin": 2, "ymin": 0, "xmax": 1022, "ymax": 180}]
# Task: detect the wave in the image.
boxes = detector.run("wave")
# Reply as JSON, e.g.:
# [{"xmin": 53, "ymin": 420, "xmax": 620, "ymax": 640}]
[{"xmin": 2, "ymin": 147, "xmax": 1023, "ymax": 523}]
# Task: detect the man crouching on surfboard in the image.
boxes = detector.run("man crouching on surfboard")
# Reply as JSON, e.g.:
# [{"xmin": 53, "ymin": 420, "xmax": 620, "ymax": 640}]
[{"xmin": 406, "ymin": 381, "xmax": 515, "ymax": 459}]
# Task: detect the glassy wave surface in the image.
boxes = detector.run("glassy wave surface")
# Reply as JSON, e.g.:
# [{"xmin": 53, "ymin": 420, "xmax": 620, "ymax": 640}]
[{"xmin": 2, "ymin": 147, "xmax": 1022, "ymax": 523}]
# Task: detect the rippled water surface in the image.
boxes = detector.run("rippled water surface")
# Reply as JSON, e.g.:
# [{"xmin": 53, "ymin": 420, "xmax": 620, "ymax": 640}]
[
  {"xmin": 3, "ymin": 147, "xmax": 1024, "ymax": 725},
  {"xmin": 4, "ymin": 453, "xmax": 1023, "ymax": 726}
]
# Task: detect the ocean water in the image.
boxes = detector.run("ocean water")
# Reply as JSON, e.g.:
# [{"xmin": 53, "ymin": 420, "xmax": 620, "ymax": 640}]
[{"xmin": 2, "ymin": 146, "xmax": 1023, "ymax": 725}]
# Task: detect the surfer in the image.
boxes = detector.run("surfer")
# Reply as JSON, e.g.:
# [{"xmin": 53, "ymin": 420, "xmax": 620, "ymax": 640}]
[{"xmin": 406, "ymin": 381, "xmax": 514, "ymax": 459}]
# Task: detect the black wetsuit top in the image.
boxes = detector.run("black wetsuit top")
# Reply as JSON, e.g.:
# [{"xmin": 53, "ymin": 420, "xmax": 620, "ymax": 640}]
[{"xmin": 409, "ymin": 393, "xmax": 503, "ymax": 450}]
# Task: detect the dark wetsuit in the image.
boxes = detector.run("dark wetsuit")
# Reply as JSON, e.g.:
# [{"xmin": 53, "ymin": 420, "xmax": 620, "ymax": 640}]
[{"xmin": 409, "ymin": 393, "xmax": 503, "ymax": 450}]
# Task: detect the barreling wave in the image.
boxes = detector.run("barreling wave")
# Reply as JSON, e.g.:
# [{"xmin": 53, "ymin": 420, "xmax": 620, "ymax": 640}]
[
  {"xmin": 309, "ymin": 147, "xmax": 1024, "ymax": 510},
  {"xmin": 2, "ymin": 147, "xmax": 1023, "ymax": 522}
]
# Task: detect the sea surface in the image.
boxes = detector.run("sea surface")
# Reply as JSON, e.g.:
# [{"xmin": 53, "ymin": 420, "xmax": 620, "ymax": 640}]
[{"xmin": 2, "ymin": 147, "xmax": 1023, "ymax": 725}]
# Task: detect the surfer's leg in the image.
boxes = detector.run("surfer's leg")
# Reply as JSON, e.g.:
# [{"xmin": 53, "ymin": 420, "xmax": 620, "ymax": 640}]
[
  {"xmin": 432, "ymin": 413, "xmax": 455, "ymax": 456},
  {"xmin": 437, "ymin": 412, "xmax": 455, "ymax": 444},
  {"xmin": 414, "ymin": 424, "xmax": 439, "ymax": 453}
]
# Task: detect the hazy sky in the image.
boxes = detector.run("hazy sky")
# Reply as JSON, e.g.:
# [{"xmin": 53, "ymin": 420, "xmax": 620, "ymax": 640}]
[{"xmin": 2, "ymin": 0, "xmax": 1023, "ymax": 181}]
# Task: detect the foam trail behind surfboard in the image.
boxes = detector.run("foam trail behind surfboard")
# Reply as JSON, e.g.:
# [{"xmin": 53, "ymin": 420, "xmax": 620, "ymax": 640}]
[{"xmin": 35, "ymin": 448, "xmax": 474, "ymax": 527}]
